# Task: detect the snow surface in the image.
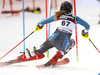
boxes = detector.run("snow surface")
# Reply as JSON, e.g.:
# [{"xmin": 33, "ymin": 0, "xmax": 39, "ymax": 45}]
[{"xmin": 0, "ymin": 0, "xmax": 100, "ymax": 75}]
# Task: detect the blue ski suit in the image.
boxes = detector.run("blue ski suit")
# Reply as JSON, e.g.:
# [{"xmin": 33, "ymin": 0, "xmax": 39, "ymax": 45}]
[{"xmin": 36, "ymin": 13, "xmax": 90, "ymax": 53}]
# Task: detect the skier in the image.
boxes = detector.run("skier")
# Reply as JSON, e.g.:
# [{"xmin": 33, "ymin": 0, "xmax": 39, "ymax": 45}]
[{"xmin": 16, "ymin": 1, "xmax": 90, "ymax": 67}]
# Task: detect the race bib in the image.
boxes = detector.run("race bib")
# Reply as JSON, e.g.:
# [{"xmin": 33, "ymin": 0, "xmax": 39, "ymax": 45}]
[{"xmin": 57, "ymin": 20, "xmax": 75, "ymax": 33}]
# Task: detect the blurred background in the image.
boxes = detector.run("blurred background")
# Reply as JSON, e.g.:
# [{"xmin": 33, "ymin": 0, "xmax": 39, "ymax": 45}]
[{"xmin": 0, "ymin": 0, "xmax": 100, "ymax": 75}]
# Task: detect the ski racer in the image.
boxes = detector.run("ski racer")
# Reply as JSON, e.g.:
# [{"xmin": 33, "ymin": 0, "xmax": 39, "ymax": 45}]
[{"xmin": 17, "ymin": 1, "xmax": 90, "ymax": 66}]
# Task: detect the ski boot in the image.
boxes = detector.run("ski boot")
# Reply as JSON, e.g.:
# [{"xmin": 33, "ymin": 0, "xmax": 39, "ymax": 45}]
[
  {"xmin": 14, "ymin": 49, "xmax": 30, "ymax": 62},
  {"xmin": 44, "ymin": 51, "xmax": 63, "ymax": 67},
  {"xmin": 15, "ymin": 47, "xmax": 45, "ymax": 62},
  {"xmin": 27, "ymin": 47, "xmax": 45, "ymax": 61}
]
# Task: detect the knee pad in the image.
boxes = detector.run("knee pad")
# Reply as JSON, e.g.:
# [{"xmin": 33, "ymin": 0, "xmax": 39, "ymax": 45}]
[{"xmin": 69, "ymin": 39, "xmax": 75, "ymax": 49}]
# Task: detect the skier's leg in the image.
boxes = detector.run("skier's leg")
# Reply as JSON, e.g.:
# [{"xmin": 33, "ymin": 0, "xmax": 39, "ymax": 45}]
[
  {"xmin": 44, "ymin": 39, "xmax": 75, "ymax": 66},
  {"xmin": 44, "ymin": 36, "xmax": 70, "ymax": 66},
  {"xmin": 24, "ymin": 39, "xmax": 53, "ymax": 60}
]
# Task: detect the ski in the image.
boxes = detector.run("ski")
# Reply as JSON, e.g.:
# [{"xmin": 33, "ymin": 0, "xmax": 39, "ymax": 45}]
[
  {"xmin": 36, "ymin": 58, "xmax": 69, "ymax": 69},
  {"xmin": 56, "ymin": 58, "xmax": 69, "ymax": 65},
  {"xmin": 0, "ymin": 53, "xmax": 44, "ymax": 67}
]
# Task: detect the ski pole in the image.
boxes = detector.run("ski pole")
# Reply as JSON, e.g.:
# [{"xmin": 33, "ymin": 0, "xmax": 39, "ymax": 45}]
[
  {"xmin": 0, "ymin": 31, "xmax": 35, "ymax": 60},
  {"xmin": 88, "ymin": 38, "xmax": 100, "ymax": 53},
  {"xmin": 0, "ymin": 27, "xmax": 40, "ymax": 60}
]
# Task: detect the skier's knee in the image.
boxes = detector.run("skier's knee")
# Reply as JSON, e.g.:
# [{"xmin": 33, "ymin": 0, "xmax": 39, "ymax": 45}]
[{"xmin": 69, "ymin": 39, "xmax": 75, "ymax": 49}]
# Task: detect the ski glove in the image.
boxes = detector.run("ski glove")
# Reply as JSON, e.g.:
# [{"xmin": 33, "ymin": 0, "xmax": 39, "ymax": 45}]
[
  {"xmin": 35, "ymin": 23, "xmax": 44, "ymax": 31},
  {"xmin": 81, "ymin": 29, "xmax": 89, "ymax": 38}
]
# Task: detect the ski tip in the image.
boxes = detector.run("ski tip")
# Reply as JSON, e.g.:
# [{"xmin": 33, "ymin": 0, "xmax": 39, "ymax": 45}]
[
  {"xmin": 36, "ymin": 65, "xmax": 46, "ymax": 69},
  {"xmin": 0, "ymin": 62, "xmax": 6, "ymax": 67},
  {"xmin": 65, "ymin": 58, "xmax": 70, "ymax": 62}
]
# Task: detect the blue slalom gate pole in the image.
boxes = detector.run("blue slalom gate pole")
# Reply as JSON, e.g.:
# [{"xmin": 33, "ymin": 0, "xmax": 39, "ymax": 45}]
[
  {"xmin": 48, "ymin": 0, "xmax": 52, "ymax": 56},
  {"xmin": 48, "ymin": 0, "xmax": 52, "ymax": 39},
  {"xmin": 22, "ymin": 0, "xmax": 25, "ymax": 53},
  {"xmin": 46, "ymin": 0, "xmax": 52, "ymax": 58}
]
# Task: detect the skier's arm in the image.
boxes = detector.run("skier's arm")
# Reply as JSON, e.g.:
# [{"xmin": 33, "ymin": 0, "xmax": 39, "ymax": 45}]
[
  {"xmin": 35, "ymin": 15, "xmax": 56, "ymax": 31},
  {"xmin": 39, "ymin": 15, "xmax": 56, "ymax": 25},
  {"xmin": 76, "ymin": 16, "xmax": 90, "ymax": 38},
  {"xmin": 76, "ymin": 16, "xmax": 90, "ymax": 30}
]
